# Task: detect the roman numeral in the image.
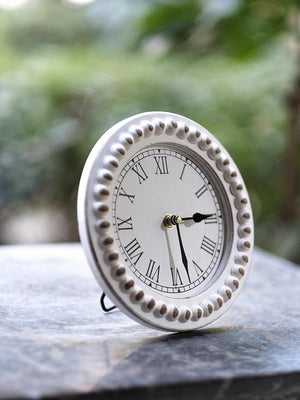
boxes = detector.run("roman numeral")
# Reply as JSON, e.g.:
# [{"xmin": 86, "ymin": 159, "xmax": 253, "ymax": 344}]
[
  {"xmin": 171, "ymin": 268, "xmax": 183, "ymax": 286},
  {"xmin": 117, "ymin": 216, "xmax": 133, "ymax": 231},
  {"xmin": 204, "ymin": 214, "xmax": 217, "ymax": 224},
  {"xmin": 132, "ymin": 162, "xmax": 148, "ymax": 184},
  {"xmin": 192, "ymin": 260, "xmax": 203, "ymax": 276},
  {"xmin": 195, "ymin": 184, "xmax": 207, "ymax": 199},
  {"xmin": 179, "ymin": 163, "xmax": 187, "ymax": 180},
  {"xmin": 201, "ymin": 236, "xmax": 216, "ymax": 256},
  {"xmin": 124, "ymin": 238, "xmax": 144, "ymax": 265},
  {"xmin": 146, "ymin": 259, "xmax": 160, "ymax": 282},
  {"xmin": 154, "ymin": 156, "xmax": 169, "ymax": 174},
  {"xmin": 119, "ymin": 187, "xmax": 135, "ymax": 203}
]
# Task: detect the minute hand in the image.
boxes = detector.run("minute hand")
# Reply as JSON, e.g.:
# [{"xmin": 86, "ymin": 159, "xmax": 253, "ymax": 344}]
[
  {"xmin": 182, "ymin": 213, "xmax": 214, "ymax": 223},
  {"xmin": 175, "ymin": 223, "xmax": 191, "ymax": 283}
]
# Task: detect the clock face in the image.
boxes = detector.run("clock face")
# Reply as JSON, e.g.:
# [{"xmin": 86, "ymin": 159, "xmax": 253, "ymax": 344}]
[
  {"xmin": 77, "ymin": 111, "xmax": 253, "ymax": 332},
  {"xmin": 112, "ymin": 145, "xmax": 229, "ymax": 298}
]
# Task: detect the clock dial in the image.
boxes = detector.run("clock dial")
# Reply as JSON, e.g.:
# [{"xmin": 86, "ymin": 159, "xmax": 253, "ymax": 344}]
[{"xmin": 112, "ymin": 146, "xmax": 229, "ymax": 297}]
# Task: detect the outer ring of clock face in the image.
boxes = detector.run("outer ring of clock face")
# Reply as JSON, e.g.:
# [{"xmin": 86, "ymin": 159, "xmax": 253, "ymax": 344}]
[{"xmin": 77, "ymin": 112, "xmax": 254, "ymax": 332}]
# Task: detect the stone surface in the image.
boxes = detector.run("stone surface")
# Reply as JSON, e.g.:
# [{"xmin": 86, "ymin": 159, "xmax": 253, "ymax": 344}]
[{"xmin": 0, "ymin": 244, "xmax": 299, "ymax": 400}]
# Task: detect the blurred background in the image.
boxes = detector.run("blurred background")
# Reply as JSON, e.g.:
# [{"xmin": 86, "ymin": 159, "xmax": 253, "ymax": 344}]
[{"xmin": 0, "ymin": 0, "xmax": 299, "ymax": 263}]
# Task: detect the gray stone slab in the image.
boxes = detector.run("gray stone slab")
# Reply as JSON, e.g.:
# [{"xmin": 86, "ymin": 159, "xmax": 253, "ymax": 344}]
[{"xmin": 0, "ymin": 244, "xmax": 299, "ymax": 400}]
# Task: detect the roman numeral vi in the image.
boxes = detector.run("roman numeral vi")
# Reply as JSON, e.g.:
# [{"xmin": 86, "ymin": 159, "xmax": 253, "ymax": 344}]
[{"xmin": 171, "ymin": 268, "xmax": 183, "ymax": 286}]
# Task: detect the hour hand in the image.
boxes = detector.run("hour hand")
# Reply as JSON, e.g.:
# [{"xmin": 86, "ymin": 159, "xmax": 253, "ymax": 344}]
[
  {"xmin": 182, "ymin": 213, "xmax": 214, "ymax": 223},
  {"xmin": 163, "ymin": 213, "xmax": 213, "ymax": 228}
]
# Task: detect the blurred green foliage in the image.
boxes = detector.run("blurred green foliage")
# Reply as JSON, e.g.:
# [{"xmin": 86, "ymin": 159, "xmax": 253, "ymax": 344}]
[
  {"xmin": 137, "ymin": 0, "xmax": 292, "ymax": 57},
  {"xmin": 0, "ymin": 0, "xmax": 299, "ymax": 262}
]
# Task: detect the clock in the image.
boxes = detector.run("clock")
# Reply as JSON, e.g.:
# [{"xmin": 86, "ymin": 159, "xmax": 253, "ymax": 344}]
[{"xmin": 77, "ymin": 111, "xmax": 254, "ymax": 332}]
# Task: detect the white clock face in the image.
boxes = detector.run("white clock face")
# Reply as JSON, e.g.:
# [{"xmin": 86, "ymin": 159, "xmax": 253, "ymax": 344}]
[{"xmin": 112, "ymin": 145, "xmax": 230, "ymax": 298}]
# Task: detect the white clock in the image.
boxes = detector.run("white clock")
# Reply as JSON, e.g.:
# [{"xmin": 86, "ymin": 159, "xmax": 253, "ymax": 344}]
[{"xmin": 77, "ymin": 111, "xmax": 254, "ymax": 332}]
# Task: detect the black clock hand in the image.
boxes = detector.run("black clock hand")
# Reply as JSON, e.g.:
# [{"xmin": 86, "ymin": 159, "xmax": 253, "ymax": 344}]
[
  {"xmin": 163, "ymin": 213, "xmax": 213, "ymax": 227},
  {"xmin": 175, "ymin": 223, "xmax": 191, "ymax": 283},
  {"xmin": 182, "ymin": 213, "xmax": 214, "ymax": 223},
  {"xmin": 163, "ymin": 212, "xmax": 213, "ymax": 283}
]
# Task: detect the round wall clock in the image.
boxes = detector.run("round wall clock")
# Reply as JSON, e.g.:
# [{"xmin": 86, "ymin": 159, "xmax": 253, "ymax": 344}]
[{"xmin": 77, "ymin": 111, "xmax": 254, "ymax": 332}]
